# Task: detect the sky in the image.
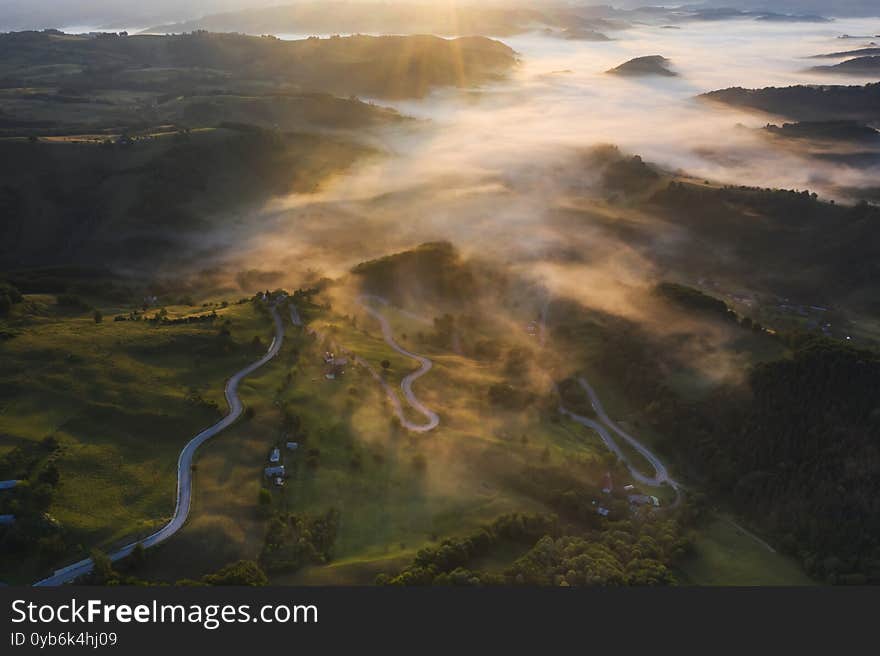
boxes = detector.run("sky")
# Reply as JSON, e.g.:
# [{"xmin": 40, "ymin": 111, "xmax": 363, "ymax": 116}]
[{"xmin": 2, "ymin": 1, "xmax": 879, "ymax": 32}]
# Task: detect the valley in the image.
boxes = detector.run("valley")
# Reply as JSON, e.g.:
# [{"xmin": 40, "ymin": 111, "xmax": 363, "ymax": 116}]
[{"xmin": 1, "ymin": 6, "xmax": 879, "ymax": 588}]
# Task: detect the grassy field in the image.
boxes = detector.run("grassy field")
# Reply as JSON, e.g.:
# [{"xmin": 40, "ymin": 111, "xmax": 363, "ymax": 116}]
[
  {"xmin": 137, "ymin": 290, "xmax": 814, "ymax": 586},
  {"xmin": 0, "ymin": 293, "xmax": 274, "ymax": 583},
  {"xmin": 676, "ymin": 515, "xmax": 814, "ymax": 586},
  {"xmin": 137, "ymin": 295, "xmax": 609, "ymax": 584},
  {"xmin": 2, "ymin": 284, "xmax": 816, "ymax": 587}
]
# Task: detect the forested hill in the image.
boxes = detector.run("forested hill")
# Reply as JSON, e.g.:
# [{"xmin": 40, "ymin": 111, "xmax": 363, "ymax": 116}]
[
  {"xmin": 647, "ymin": 337, "xmax": 880, "ymax": 584},
  {"xmin": 351, "ymin": 242, "xmax": 480, "ymax": 308},
  {"xmin": 0, "ymin": 30, "xmax": 516, "ymax": 99},
  {"xmin": 700, "ymin": 83, "xmax": 880, "ymax": 122}
]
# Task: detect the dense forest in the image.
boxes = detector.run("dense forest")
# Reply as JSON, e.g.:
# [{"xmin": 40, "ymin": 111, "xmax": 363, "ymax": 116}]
[
  {"xmin": 0, "ymin": 128, "xmax": 373, "ymax": 270},
  {"xmin": 647, "ymin": 181, "xmax": 880, "ymax": 306},
  {"xmin": 763, "ymin": 120, "xmax": 880, "ymax": 144},
  {"xmin": 351, "ymin": 241, "xmax": 486, "ymax": 308},
  {"xmin": 377, "ymin": 512, "xmax": 689, "ymax": 586}
]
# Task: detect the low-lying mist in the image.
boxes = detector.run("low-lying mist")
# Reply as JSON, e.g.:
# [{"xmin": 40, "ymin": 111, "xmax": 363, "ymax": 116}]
[{"xmin": 180, "ymin": 17, "xmax": 880, "ymax": 373}]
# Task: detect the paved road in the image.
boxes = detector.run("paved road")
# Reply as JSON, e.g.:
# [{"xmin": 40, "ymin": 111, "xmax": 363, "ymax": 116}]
[
  {"xmin": 289, "ymin": 302, "xmax": 303, "ymax": 327},
  {"xmin": 35, "ymin": 301, "xmax": 286, "ymax": 586},
  {"xmin": 576, "ymin": 377, "xmax": 677, "ymax": 490},
  {"xmin": 561, "ymin": 377, "xmax": 680, "ymax": 503},
  {"xmin": 357, "ymin": 295, "xmax": 439, "ymax": 432},
  {"xmin": 538, "ymin": 295, "xmax": 680, "ymax": 500},
  {"xmin": 559, "ymin": 405, "xmax": 666, "ymax": 488}
]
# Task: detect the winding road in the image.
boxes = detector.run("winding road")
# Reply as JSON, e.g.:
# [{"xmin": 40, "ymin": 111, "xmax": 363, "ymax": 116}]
[
  {"xmin": 577, "ymin": 377, "xmax": 676, "ymax": 489},
  {"xmin": 357, "ymin": 295, "xmax": 439, "ymax": 433},
  {"xmin": 559, "ymin": 377, "xmax": 681, "ymax": 500},
  {"xmin": 35, "ymin": 301, "xmax": 286, "ymax": 586},
  {"xmin": 561, "ymin": 377, "xmax": 679, "ymax": 496},
  {"xmin": 538, "ymin": 296, "xmax": 679, "ymax": 501}
]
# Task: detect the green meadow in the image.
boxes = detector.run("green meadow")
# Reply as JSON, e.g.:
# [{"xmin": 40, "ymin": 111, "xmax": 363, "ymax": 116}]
[
  {"xmin": 1, "ymin": 284, "xmax": 816, "ymax": 587},
  {"xmin": 136, "ymin": 296, "xmax": 614, "ymax": 583},
  {"xmin": 0, "ymin": 293, "xmax": 273, "ymax": 583},
  {"xmin": 676, "ymin": 516, "xmax": 814, "ymax": 586}
]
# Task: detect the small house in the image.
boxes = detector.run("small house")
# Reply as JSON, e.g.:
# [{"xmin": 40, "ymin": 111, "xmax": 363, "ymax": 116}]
[
  {"xmin": 270, "ymin": 448, "xmax": 280, "ymax": 463},
  {"xmin": 0, "ymin": 515, "xmax": 15, "ymax": 526},
  {"xmin": 0, "ymin": 480, "xmax": 18, "ymax": 491},
  {"xmin": 325, "ymin": 355, "xmax": 348, "ymax": 380},
  {"xmin": 629, "ymin": 494, "xmax": 660, "ymax": 508},
  {"xmin": 597, "ymin": 507, "xmax": 610, "ymax": 517},
  {"xmin": 264, "ymin": 465, "xmax": 285, "ymax": 478},
  {"xmin": 286, "ymin": 442, "xmax": 299, "ymax": 451}
]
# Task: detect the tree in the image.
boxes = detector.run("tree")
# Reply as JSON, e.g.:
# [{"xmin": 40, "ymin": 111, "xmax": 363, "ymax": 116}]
[
  {"xmin": 381, "ymin": 360, "xmax": 391, "ymax": 370},
  {"xmin": 37, "ymin": 463, "xmax": 60, "ymax": 487},
  {"xmin": 93, "ymin": 310, "xmax": 103, "ymax": 324},
  {"xmin": 90, "ymin": 548, "xmax": 115, "ymax": 584},
  {"xmin": 130, "ymin": 543, "xmax": 147, "ymax": 569},
  {"xmin": 202, "ymin": 560, "xmax": 268, "ymax": 586},
  {"xmin": 258, "ymin": 488, "xmax": 272, "ymax": 507}
]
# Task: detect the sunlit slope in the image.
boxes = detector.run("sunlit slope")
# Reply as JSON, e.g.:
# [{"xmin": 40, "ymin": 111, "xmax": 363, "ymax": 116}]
[{"xmin": 0, "ymin": 31, "xmax": 516, "ymax": 99}]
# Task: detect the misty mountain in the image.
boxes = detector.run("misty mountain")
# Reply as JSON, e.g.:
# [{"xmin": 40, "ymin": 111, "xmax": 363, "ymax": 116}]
[
  {"xmin": 0, "ymin": 30, "xmax": 515, "ymax": 99},
  {"xmin": 701, "ymin": 83, "xmax": 880, "ymax": 122},
  {"xmin": 694, "ymin": 1, "xmax": 880, "ymax": 18},
  {"xmin": 607, "ymin": 56, "xmax": 677, "ymax": 77},
  {"xmin": 810, "ymin": 56, "xmax": 880, "ymax": 75},
  {"xmin": 0, "ymin": 0, "xmax": 276, "ymax": 30},
  {"xmin": 810, "ymin": 47, "xmax": 880, "ymax": 59},
  {"xmin": 142, "ymin": 2, "xmax": 626, "ymax": 38},
  {"xmin": 139, "ymin": 2, "xmax": 845, "ymax": 39},
  {"xmin": 764, "ymin": 121, "xmax": 880, "ymax": 144}
]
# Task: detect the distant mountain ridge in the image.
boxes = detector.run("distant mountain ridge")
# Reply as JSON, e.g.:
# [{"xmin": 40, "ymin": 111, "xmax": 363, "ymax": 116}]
[
  {"xmin": 701, "ymin": 83, "xmax": 880, "ymax": 122},
  {"xmin": 810, "ymin": 46, "xmax": 880, "ymax": 59},
  {"xmin": 142, "ymin": 2, "xmax": 622, "ymax": 38},
  {"xmin": 811, "ymin": 56, "xmax": 880, "ymax": 75}
]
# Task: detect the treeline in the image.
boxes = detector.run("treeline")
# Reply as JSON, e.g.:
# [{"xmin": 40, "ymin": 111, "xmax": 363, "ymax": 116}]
[
  {"xmin": 351, "ymin": 241, "xmax": 480, "ymax": 307},
  {"xmin": 655, "ymin": 282, "xmax": 734, "ymax": 319},
  {"xmin": 0, "ymin": 280, "xmax": 22, "ymax": 315},
  {"xmin": 84, "ymin": 548, "xmax": 268, "ymax": 586},
  {"xmin": 0, "ymin": 437, "xmax": 69, "ymax": 564},
  {"xmin": 2, "ymin": 268, "xmax": 134, "ymax": 308},
  {"xmin": 700, "ymin": 83, "xmax": 880, "ymax": 123},
  {"xmin": 259, "ymin": 509, "xmax": 340, "ymax": 574},
  {"xmin": 377, "ymin": 512, "xmax": 688, "ymax": 586},
  {"xmin": 588, "ymin": 146, "xmax": 660, "ymax": 195},
  {"xmin": 507, "ymin": 518, "xmax": 685, "ymax": 586},
  {"xmin": 377, "ymin": 513, "xmax": 559, "ymax": 585}
]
